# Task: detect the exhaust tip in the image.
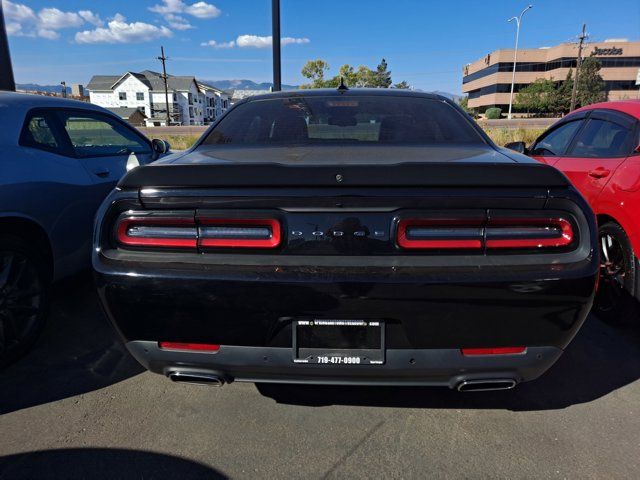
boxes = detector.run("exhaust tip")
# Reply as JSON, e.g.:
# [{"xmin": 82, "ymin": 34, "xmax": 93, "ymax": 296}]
[
  {"xmin": 457, "ymin": 379, "xmax": 517, "ymax": 392},
  {"xmin": 168, "ymin": 371, "xmax": 225, "ymax": 387}
]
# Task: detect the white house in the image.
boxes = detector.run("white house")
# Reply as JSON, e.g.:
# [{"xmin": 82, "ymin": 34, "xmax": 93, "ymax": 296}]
[{"xmin": 87, "ymin": 70, "xmax": 229, "ymax": 127}]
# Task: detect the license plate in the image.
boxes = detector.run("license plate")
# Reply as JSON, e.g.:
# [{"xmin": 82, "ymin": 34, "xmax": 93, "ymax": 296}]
[{"xmin": 293, "ymin": 319, "xmax": 385, "ymax": 365}]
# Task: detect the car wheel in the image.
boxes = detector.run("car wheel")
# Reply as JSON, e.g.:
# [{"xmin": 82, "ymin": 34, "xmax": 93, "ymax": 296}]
[
  {"xmin": 594, "ymin": 222, "xmax": 638, "ymax": 324},
  {"xmin": 0, "ymin": 234, "xmax": 50, "ymax": 369}
]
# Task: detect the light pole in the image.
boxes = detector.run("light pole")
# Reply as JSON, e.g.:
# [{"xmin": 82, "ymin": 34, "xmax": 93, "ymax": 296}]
[
  {"xmin": 507, "ymin": 5, "xmax": 533, "ymax": 120},
  {"xmin": 272, "ymin": 0, "xmax": 281, "ymax": 91}
]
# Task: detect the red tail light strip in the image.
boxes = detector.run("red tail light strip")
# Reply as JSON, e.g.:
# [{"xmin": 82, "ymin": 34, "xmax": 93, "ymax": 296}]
[
  {"xmin": 198, "ymin": 218, "xmax": 281, "ymax": 248},
  {"xmin": 159, "ymin": 342, "xmax": 220, "ymax": 352},
  {"xmin": 485, "ymin": 218, "xmax": 573, "ymax": 249},
  {"xmin": 397, "ymin": 219, "xmax": 483, "ymax": 250},
  {"xmin": 461, "ymin": 347, "xmax": 526, "ymax": 356},
  {"xmin": 116, "ymin": 217, "xmax": 197, "ymax": 248},
  {"xmin": 397, "ymin": 217, "xmax": 574, "ymax": 251}
]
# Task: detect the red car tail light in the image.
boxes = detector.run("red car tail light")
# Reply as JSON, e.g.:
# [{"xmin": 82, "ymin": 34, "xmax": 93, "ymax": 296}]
[
  {"xmin": 159, "ymin": 342, "xmax": 220, "ymax": 352},
  {"xmin": 116, "ymin": 215, "xmax": 197, "ymax": 248},
  {"xmin": 397, "ymin": 218, "xmax": 483, "ymax": 250},
  {"xmin": 485, "ymin": 217, "xmax": 574, "ymax": 249},
  {"xmin": 461, "ymin": 347, "xmax": 526, "ymax": 356},
  {"xmin": 198, "ymin": 218, "xmax": 281, "ymax": 249}
]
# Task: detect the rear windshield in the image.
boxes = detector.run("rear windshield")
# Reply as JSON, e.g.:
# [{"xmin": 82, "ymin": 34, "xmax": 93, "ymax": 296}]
[{"xmin": 201, "ymin": 95, "xmax": 483, "ymax": 146}]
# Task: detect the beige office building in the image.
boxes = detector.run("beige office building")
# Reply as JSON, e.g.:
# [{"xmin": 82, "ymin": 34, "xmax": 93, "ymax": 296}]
[{"xmin": 462, "ymin": 40, "xmax": 640, "ymax": 112}]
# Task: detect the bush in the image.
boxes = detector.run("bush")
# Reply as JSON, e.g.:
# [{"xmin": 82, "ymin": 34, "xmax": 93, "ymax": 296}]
[{"xmin": 485, "ymin": 107, "xmax": 502, "ymax": 119}]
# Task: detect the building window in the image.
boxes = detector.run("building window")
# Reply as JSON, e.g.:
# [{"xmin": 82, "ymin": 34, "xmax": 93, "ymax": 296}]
[
  {"xmin": 136, "ymin": 92, "xmax": 144, "ymax": 101},
  {"xmin": 188, "ymin": 93, "xmax": 193, "ymax": 105},
  {"xmin": 119, "ymin": 92, "xmax": 127, "ymax": 101}
]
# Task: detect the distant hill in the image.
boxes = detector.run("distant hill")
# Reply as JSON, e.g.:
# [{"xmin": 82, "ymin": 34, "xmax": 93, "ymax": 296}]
[
  {"xmin": 202, "ymin": 79, "xmax": 298, "ymax": 91},
  {"xmin": 17, "ymin": 83, "xmax": 71, "ymax": 94},
  {"xmin": 430, "ymin": 91, "xmax": 463, "ymax": 103}
]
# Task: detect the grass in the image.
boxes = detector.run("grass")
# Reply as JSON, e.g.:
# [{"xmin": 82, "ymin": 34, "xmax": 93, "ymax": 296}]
[
  {"xmin": 154, "ymin": 134, "xmax": 200, "ymax": 151},
  {"xmin": 152, "ymin": 127, "xmax": 545, "ymax": 151}
]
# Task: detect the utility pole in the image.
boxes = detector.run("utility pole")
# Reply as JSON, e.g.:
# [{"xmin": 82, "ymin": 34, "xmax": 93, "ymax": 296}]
[
  {"xmin": 0, "ymin": 2, "xmax": 16, "ymax": 91},
  {"xmin": 272, "ymin": 0, "xmax": 281, "ymax": 91},
  {"xmin": 60, "ymin": 81, "xmax": 67, "ymax": 98},
  {"xmin": 507, "ymin": 5, "xmax": 533, "ymax": 120},
  {"xmin": 157, "ymin": 46, "xmax": 171, "ymax": 126},
  {"xmin": 570, "ymin": 24, "xmax": 588, "ymax": 112}
]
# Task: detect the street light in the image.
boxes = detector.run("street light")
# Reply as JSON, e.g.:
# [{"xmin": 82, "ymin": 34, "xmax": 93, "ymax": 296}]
[{"xmin": 507, "ymin": 5, "xmax": 533, "ymax": 120}]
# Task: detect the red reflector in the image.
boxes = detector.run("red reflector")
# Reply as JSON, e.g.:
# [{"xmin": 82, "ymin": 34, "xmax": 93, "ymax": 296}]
[
  {"xmin": 198, "ymin": 218, "xmax": 281, "ymax": 249},
  {"xmin": 461, "ymin": 347, "xmax": 526, "ymax": 356},
  {"xmin": 159, "ymin": 342, "xmax": 220, "ymax": 352}
]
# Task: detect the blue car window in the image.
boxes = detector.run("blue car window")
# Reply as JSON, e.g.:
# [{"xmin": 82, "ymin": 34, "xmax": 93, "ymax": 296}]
[
  {"xmin": 59, "ymin": 112, "xmax": 151, "ymax": 158},
  {"xmin": 20, "ymin": 115, "xmax": 61, "ymax": 152}
]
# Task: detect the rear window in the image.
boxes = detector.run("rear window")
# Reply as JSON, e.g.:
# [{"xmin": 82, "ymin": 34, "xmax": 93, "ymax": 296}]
[{"xmin": 201, "ymin": 95, "xmax": 483, "ymax": 146}]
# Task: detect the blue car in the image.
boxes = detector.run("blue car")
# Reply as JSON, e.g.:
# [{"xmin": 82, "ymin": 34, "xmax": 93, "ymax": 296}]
[{"xmin": 0, "ymin": 92, "xmax": 169, "ymax": 367}]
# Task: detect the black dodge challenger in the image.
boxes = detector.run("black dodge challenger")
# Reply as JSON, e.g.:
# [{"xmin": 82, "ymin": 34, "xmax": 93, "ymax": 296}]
[{"xmin": 94, "ymin": 89, "xmax": 598, "ymax": 391}]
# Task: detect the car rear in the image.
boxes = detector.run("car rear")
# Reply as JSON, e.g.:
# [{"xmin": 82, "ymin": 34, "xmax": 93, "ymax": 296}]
[{"xmin": 93, "ymin": 91, "xmax": 599, "ymax": 390}]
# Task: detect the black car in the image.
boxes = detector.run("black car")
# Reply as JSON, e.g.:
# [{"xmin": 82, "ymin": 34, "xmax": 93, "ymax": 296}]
[{"xmin": 94, "ymin": 89, "xmax": 598, "ymax": 391}]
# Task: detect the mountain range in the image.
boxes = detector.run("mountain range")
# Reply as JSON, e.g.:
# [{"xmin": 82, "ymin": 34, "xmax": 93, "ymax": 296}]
[{"xmin": 16, "ymin": 81, "xmax": 461, "ymax": 102}]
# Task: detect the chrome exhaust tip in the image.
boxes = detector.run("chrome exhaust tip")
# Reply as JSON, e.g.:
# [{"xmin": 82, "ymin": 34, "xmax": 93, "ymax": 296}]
[
  {"xmin": 456, "ymin": 379, "xmax": 517, "ymax": 392},
  {"xmin": 168, "ymin": 371, "xmax": 225, "ymax": 387}
]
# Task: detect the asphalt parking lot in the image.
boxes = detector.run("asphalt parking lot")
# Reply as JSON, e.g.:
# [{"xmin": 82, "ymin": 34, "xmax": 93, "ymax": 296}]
[{"xmin": 1, "ymin": 273, "xmax": 639, "ymax": 479}]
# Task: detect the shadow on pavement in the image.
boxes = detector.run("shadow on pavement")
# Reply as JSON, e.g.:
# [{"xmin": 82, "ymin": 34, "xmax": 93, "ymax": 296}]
[
  {"xmin": 257, "ymin": 314, "xmax": 640, "ymax": 411},
  {"xmin": 0, "ymin": 272, "xmax": 144, "ymax": 415},
  {"xmin": 0, "ymin": 448, "xmax": 226, "ymax": 479}
]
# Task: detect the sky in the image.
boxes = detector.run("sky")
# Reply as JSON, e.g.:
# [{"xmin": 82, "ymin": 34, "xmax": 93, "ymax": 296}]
[{"xmin": 4, "ymin": 0, "xmax": 640, "ymax": 94}]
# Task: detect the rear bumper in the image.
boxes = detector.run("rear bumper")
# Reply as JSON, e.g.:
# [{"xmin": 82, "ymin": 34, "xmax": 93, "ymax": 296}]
[{"xmin": 127, "ymin": 341, "xmax": 563, "ymax": 388}]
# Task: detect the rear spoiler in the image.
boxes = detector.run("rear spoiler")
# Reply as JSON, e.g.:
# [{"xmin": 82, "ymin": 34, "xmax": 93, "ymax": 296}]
[{"xmin": 119, "ymin": 162, "xmax": 570, "ymax": 189}]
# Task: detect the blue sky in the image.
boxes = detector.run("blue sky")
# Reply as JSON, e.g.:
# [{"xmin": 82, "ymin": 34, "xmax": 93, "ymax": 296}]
[{"xmin": 4, "ymin": 0, "xmax": 640, "ymax": 93}]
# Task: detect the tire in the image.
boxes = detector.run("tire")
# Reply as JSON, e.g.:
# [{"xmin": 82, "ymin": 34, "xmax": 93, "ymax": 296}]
[
  {"xmin": 594, "ymin": 222, "xmax": 638, "ymax": 324},
  {"xmin": 0, "ymin": 234, "xmax": 50, "ymax": 369}
]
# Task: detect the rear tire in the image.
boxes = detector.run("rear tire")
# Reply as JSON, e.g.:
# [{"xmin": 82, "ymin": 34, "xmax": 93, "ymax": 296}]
[
  {"xmin": 594, "ymin": 222, "xmax": 638, "ymax": 324},
  {"xmin": 0, "ymin": 234, "xmax": 50, "ymax": 369}
]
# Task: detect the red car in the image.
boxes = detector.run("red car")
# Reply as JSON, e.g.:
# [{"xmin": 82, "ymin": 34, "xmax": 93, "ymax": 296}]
[{"xmin": 508, "ymin": 100, "xmax": 640, "ymax": 322}]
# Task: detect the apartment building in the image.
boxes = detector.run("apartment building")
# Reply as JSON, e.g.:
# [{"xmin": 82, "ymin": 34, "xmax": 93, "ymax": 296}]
[
  {"xmin": 86, "ymin": 70, "xmax": 229, "ymax": 126},
  {"xmin": 462, "ymin": 40, "xmax": 640, "ymax": 112}
]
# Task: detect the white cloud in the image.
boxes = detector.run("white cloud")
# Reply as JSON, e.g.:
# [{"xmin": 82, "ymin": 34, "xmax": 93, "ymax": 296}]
[
  {"xmin": 75, "ymin": 14, "xmax": 173, "ymax": 44},
  {"xmin": 164, "ymin": 13, "xmax": 193, "ymax": 30},
  {"xmin": 200, "ymin": 39, "xmax": 235, "ymax": 49},
  {"xmin": 235, "ymin": 35, "xmax": 310, "ymax": 48},
  {"xmin": 150, "ymin": 0, "xmax": 221, "ymax": 19},
  {"xmin": 2, "ymin": 1, "xmax": 102, "ymax": 39},
  {"xmin": 78, "ymin": 10, "xmax": 104, "ymax": 27}
]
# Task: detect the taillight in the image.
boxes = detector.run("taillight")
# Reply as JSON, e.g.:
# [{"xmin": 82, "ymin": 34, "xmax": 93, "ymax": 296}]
[
  {"xmin": 198, "ymin": 218, "xmax": 281, "ymax": 249},
  {"xmin": 486, "ymin": 217, "xmax": 573, "ymax": 249},
  {"xmin": 159, "ymin": 342, "xmax": 220, "ymax": 352},
  {"xmin": 461, "ymin": 347, "xmax": 526, "ymax": 356},
  {"xmin": 396, "ymin": 215, "xmax": 575, "ymax": 252},
  {"xmin": 397, "ymin": 218, "xmax": 483, "ymax": 250},
  {"xmin": 115, "ymin": 212, "xmax": 281, "ymax": 250},
  {"xmin": 116, "ymin": 214, "xmax": 197, "ymax": 248}
]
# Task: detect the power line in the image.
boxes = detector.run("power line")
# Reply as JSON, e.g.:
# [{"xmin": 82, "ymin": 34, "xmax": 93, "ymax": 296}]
[{"xmin": 157, "ymin": 46, "xmax": 171, "ymax": 126}]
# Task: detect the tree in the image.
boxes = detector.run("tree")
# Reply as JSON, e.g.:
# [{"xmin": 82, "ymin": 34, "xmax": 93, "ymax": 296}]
[
  {"xmin": 549, "ymin": 69, "xmax": 573, "ymax": 115},
  {"xmin": 514, "ymin": 78, "xmax": 556, "ymax": 114},
  {"xmin": 300, "ymin": 60, "xmax": 330, "ymax": 89},
  {"xmin": 393, "ymin": 81, "xmax": 410, "ymax": 89},
  {"xmin": 373, "ymin": 58, "xmax": 392, "ymax": 88},
  {"xmin": 300, "ymin": 58, "xmax": 406, "ymax": 89},
  {"xmin": 577, "ymin": 57, "xmax": 606, "ymax": 107}
]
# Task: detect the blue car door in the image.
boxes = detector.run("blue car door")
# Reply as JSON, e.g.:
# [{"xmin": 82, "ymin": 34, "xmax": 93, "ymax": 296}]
[{"xmin": 55, "ymin": 109, "xmax": 154, "ymax": 199}]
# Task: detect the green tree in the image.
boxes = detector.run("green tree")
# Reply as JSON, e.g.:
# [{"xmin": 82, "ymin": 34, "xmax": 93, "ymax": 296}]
[
  {"xmin": 549, "ymin": 69, "xmax": 573, "ymax": 115},
  {"xmin": 393, "ymin": 81, "xmax": 410, "ymax": 89},
  {"xmin": 514, "ymin": 78, "xmax": 556, "ymax": 114},
  {"xmin": 373, "ymin": 58, "xmax": 392, "ymax": 88},
  {"xmin": 577, "ymin": 57, "xmax": 606, "ymax": 107},
  {"xmin": 300, "ymin": 59, "xmax": 330, "ymax": 88}
]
